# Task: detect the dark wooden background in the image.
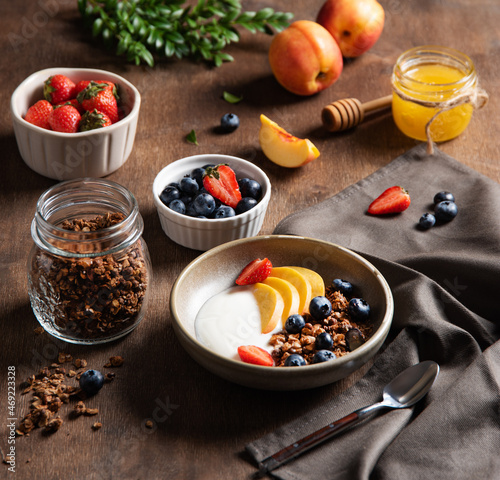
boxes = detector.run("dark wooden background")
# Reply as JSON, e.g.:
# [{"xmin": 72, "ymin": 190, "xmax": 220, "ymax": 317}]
[{"xmin": 1, "ymin": 1, "xmax": 499, "ymax": 479}]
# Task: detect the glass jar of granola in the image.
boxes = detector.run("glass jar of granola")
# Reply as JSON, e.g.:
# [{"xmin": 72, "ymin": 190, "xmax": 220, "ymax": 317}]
[{"xmin": 27, "ymin": 178, "xmax": 152, "ymax": 344}]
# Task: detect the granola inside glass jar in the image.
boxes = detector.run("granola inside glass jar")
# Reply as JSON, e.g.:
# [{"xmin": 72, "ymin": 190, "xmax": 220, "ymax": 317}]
[{"xmin": 28, "ymin": 178, "xmax": 152, "ymax": 344}]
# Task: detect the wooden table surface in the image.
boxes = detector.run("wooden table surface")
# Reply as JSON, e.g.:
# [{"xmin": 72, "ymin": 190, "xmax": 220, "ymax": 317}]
[{"xmin": 1, "ymin": 1, "xmax": 499, "ymax": 479}]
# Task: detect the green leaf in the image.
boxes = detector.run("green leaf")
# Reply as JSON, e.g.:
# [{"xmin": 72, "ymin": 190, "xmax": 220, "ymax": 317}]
[
  {"xmin": 223, "ymin": 91, "xmax": 242, "ymax": 104},
  {"xmin": 92, "ymin": 18, "xmax": 104, "ymax": 37},
  {"xmin": 186, "ymin": 129, "xmax": 198, "ymax": 145}
]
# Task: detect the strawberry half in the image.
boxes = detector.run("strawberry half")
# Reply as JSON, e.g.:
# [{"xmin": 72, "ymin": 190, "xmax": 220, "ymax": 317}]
[
  {"xmin": 237, "ymin": 345, "xmax": 274, "ymax": 367},
  {"xmin": 235, "ymin": 258, "xmax": 272, "ymax": 285},
  {"xmin": 367, "ymin": 186, "xmax": 411, "ymax": 215},
  {"xmin": 202, "ymin": 164, "xmax": 242, "ymax": 209}
]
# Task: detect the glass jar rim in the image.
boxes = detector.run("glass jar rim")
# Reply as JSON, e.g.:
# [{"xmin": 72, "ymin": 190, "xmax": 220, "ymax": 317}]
[
  {"xmin": 393, "ymin": 45, "xmax": 476, "ymax": 90},
  {"xmin": 32, "ymin": 177, "xmax": 143, "ymax": 257}
]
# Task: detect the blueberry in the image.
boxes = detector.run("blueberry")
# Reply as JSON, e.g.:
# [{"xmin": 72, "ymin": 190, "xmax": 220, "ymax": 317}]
[
  {"xmin": 235, "ymin": 197, "xmax": 258, "ymax": 215},
  {"xmin": 167, "ymin": 181, "xmax": 181, "ymax": 190},
  {"xmin": 79, "ymin": 369, "xmax": 104, "ymax": 396},
  {"xmin": 285, "ymin": 314, "xmax": 305, "ymax": 334},
  {"xmin": 238, "ymin": 178, "xmax": 262, "ymax": 200},
  {"xmin": 331, "ymin": 279, "xmax": 353, "ymax": 297},
  {"xmin": 220, "ymin": 113, "xmax": 239, "ymax": 133},
  {"xmin": 418, "ymin": 212, "xmax": 436, "ymax": 229},
  {"xmin": 348, "ymin": 298, "xmax": 370, "ymax": 322},
  {"xmin": 312, "ymin": 350, "xmax": 336, "ymax": 364},
  {"xmin": 214, "ymin": 205, "xmax": 235, "ymax": 218},
  {"xmin": 190, "ymin": 167, "xmax": 206, "ymax": 188},
  {"xmin": 180, "ymin": 176, "xmax": 199, "ymax": 195},
  {"xmin": 284, "ymin": 354, "xmax": 306, "ymax": 367},
  {"xmin": 315, "ymin": 332, "xmax": 333, "ymax": 350},
  {"xmin": 309, "ymin": 296, "xmax": 332, "ymax": 321},
  {"xmin": 159, "ymin": 185, "xmax": 180, "ymax": 207},
  {"xmin": 433, "ymin": 191, "xmax": 455, "ymax": 204},
  {"xmin": 193, "ymin": 193, "xmax": 216, "ymax": 216},
  {"xmin": 345, "ymin": 328, "xmax": 364, "ymax": 351},
  {"xmin": 168, "ymin": 199, "xmax": 186, "ymax": 215},
  {"xmin": 434, "ymin": 201, "xmax": 458, "ymax": 222}
]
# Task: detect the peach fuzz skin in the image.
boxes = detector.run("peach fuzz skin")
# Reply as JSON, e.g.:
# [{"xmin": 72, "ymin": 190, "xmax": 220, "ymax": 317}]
[
  {"xmin": 268, "ymin": 20, "xmax": 343, "ymax": 96},
  {"xmin": 316, "ymin": 0, "xmax": 384, "ymax": 58}
]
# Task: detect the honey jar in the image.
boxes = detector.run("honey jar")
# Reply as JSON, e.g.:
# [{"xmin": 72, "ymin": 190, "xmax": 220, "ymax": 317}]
[{"xmin": 391, "ymin": 46, "xmax": 486, "ymax": 144}]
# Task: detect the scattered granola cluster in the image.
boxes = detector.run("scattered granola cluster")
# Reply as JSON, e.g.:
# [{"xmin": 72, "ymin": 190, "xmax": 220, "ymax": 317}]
[
  {"xmin": 270, "ymin": 288, "xmax": 372, "ymax": 366},
  {"xmin": 29, "ymin": 212, "xmax": 149, "ymax": 341},
  {"xmin": 16, "ymin": 353, "xmax": 123, "ymax": 436}
]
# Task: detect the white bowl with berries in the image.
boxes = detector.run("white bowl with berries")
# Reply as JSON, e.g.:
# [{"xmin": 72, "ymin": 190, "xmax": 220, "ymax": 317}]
[
  {"xmin": 153, "ymin": 154, "xmax": 271, "ymax": 251},
  {"xmin": 10, "ymin": 67, "xmax": 140, "ymax": 180},
  {"xmin": 170, "ymin": 235, "xmax": 394, "ymax": 390}
]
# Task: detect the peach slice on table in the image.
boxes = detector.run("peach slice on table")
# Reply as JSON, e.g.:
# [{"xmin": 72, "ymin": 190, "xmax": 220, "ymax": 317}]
[
  {"xmin": 259, "ymin": 114, "xmax": 320, "ymax": 168},
  {"xmin": 262, "ymin": 276, "xmax": 301, "ymax": 326},
  {"xmin": 268, "ymin": 267, "xmax": 312, "ymax": 315},
  {"xmin": 289, "ymin": 267, "xmax": 325, "ymax": 299},
  {"xmin": 252, "ymin": 283, "xmax": 285, "ymax": 334}
]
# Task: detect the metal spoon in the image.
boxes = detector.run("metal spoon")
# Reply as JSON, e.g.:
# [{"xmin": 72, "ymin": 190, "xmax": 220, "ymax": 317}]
[{"xmin": 256, "ymin": 360, "xmax": 439, "ymax": 477}]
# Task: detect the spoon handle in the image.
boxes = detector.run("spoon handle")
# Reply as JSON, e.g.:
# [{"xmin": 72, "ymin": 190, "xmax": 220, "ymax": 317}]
[{"xmin": 257, "ymin": 403, "xmax": 385, "ymax": 476}]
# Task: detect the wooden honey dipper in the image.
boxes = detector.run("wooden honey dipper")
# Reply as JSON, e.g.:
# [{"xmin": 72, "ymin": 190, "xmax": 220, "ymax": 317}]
[{"xmin": 322, "ymin": 94, "xmax": 392, "ymax": 132}]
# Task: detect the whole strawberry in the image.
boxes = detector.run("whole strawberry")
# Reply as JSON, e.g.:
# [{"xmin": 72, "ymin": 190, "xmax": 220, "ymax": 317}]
[
  {"xmin": 48, "ymin": 104, "xmax": 82, "ymax": 133},
  {"xmin": 25, "ymin": 100, "xmax": 53, "ymax": 129},
  {"xmin": 75, "ymin": 80, "xmax": 116, "ymax": 96},
  {"xmin": 56, "ymin": 98, "xmax": 84, "ymax": 114},
  {"xmin": 44, "ymin": 74, "xmax": 76, "ymax": 105},
  {"xmin": 79, "ymin": 109, "xmax": 112, "ymax": 131},
  {"xmin": 77, "ymin": 81, "xmax": 119, "ymax": 124}
]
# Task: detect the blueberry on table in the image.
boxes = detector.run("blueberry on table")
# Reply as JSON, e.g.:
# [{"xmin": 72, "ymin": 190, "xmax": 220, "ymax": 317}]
[
  {"xmin": 433, "ymin": 191, "xmax": 455, "ymax": 204},
  {"xmin": 345, "ymin": 328, "xmax": 364, "ymax": 351},
  {"xmin": 168, "ymin": 199, "xmax": 186, "ymax": 215},
  {"xmin": 348, "ymin": 298, "xmax": 370, "ymax": 322},
  {"xmin": 331, "ymin": 278, "xmax": 353, "ymax": 297},
  {"xmin": 238, "ymin": 178, "xmax": 262, "ymax": 200},
  {"xmin": 235, "ymin": 197, "xmax": 258, "ymax": 214},
  {"xmin": 315, "ymin": 332, "xmax": 333, "ymax": 350},
  {"xmin": 312, "ymin": 350, "xmax": 336, "ymax": 364},
  {"xmin": 309, "ymin": 296, "xmax": 332, "ymax": 321},
  {"xmin": 214, "ymin": 205, "xmax": 235, "ymax": 218},
  {"xmin": 418, "ymin": 212, "xmax": 436, "ymax": 229},
  {"xmin": 159, "ymin": 185, "xmax": 180, "ymax": 206},
  {"xmin": 284, "ymin": 354, "xmax": 306, "ymax": 367},
  {"xmin": 434, "ymin": 201, "xmax": 458, "ymax": 222},
  {"xmin": 193, "ymin": 193, "xmax": 216, "ymax": 216},
  {"xmin": 285, "ymin": 314, "xmax": 305, "ymax": 334},
  {"xmin": 79, "ymin": 369, "xmax": 104, "ymax": 396},
  {"xmin": 180, "ymin": 176, "xmax": 199, "ymax": 195},
  {"xmin": 220, "ymin": 113, "xmax": 240, "ymax": 133}
]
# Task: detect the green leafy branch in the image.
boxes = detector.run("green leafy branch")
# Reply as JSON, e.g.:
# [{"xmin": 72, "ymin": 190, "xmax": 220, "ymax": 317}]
[{"xmin": 77, "ymin": 0, "xmax": 293, "ymax": 67}]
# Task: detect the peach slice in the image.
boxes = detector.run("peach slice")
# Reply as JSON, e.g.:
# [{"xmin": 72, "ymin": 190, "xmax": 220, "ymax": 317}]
[
  {"xmin": 262, "ymin": 276, "xmax": 301, "ymax": 326},
  {"xmin": 289, "ymin": 267, "xmax": 325, "ymax": 299},
  {"xmin": 268, "ymin": 267, "xmax": 312, "ymax": 315},
  {"xmin": 252, "ymin": 283, "xmax": 285, "ymax": 334},
  {"xmin": 259, "ymin": 114, "xmax": 320, "ymax": 168}
]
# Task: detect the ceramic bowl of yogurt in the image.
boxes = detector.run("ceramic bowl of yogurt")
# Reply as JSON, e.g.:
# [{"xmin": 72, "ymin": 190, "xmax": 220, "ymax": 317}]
[{"xmin": 170, "ymin": 235, "xmax": 394, "ymax": 390}]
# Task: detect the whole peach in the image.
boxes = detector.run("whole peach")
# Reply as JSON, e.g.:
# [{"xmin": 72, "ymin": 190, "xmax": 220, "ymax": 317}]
[
  {"xmin": 268, "ymin": 20, "xmax": 343, "ymax": 96},
  {"xmin": 316, "ymin": 0, "xmax": 385, "ymax": 58}
]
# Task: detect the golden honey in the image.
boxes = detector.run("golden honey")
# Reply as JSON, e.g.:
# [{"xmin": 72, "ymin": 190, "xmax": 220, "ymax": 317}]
[{"xmin": 392, "ymin": 46, "xmax": 477, "ymax": 142}]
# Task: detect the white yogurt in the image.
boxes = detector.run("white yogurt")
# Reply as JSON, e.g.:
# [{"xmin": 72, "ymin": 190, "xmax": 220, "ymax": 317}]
[{"xmin": 195, "ymin": 285, "xmax": 282, "ymax": 361}]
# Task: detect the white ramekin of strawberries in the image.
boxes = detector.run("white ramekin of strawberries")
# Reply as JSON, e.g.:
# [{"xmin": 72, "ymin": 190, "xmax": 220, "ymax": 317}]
[{"xmin": 10, "ymin": 68, "xmax": 141, "ymax": 180}]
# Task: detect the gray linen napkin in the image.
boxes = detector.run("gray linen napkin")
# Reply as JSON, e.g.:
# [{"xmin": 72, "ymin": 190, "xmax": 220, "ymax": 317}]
[{"xmin": 246, "ymin": 144, "xmax": 500, "ymax": 480}]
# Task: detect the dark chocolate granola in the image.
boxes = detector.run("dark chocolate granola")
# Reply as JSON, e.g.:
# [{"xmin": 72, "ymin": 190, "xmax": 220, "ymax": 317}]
[{"xmin": 270, "ymin": 287, "xmax": 372, "ymax": 366}]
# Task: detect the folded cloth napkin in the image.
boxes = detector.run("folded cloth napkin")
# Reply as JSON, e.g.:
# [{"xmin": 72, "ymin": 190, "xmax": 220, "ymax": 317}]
[{"xmin": 246, "ymin": 144, "xmax": 500, "ymax": 480}]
